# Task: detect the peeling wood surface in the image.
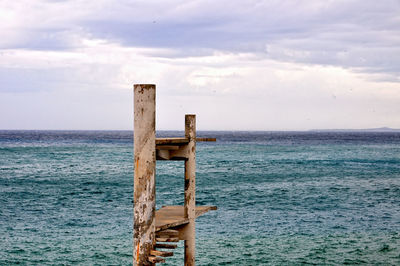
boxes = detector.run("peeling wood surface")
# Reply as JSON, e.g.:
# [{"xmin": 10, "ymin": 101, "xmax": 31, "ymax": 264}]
[
  {"xmin": 133, "ymin": 84, "xmax": 156, "ymax": 266},
  {"xmin": 155, "ymin": 206, "xmax": 217, "ymax": 232},
  {"xmin": 184, "ymin": 114, "xmax": 196, "ymax": 266},
  {"xmin": 133, "ymin": 84, "xmax": 217, "ymax": 265}
]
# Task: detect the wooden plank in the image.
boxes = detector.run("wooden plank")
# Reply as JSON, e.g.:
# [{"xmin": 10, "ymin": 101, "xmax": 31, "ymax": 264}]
[
  {"xmin": 155, "ymin": 243, "xmax": 178, "ymax": 249},
  {"xmin": 156, "ymin": 138, "xmax": 189, "ymax": 145},
  {"xmin": 155, "ymin": 206, "xmax": 217, "ymax": 232},
  {"xmin": 148, "ymin": 256, "xmax": 165, "ymax": 263},
  {"xmin": 155, "ymin": 137, "xmax": 216, "ymax": 145},
  {"xmin": 195, "ymin": 206, "xmax": 217, "ymax": 216},
  {"xmin": 156, "ymin": 145, "xmax": 179, "ymax": 150},
  {"xmin": 156, "ymin": 229, "xmax": 179, "ymax": 237},
  {"xmin": 155, "ymin": 206, "xmax": 189, "ymax": 231},
  {"xmin": 156, "ymin": 146, "xmax": 188, "ymax": 161},
  {"xmin": 151, "ymin": 250, "xmax": 174, "ymax": 257},
  {"xmin": 156, "ymin": 149, "xmax": 171, "ymax": 160},
  {"xmin": 156, "ymin": 237, "xmax": 180, "ymax": 242}
]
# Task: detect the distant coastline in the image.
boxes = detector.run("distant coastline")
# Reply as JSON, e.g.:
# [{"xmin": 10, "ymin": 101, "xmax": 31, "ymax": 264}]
[
  {"xmin": 309, "ymin": 127, "xmax": 400, "ymax": 132},
  {"xmin": 1, "ymin": 127, "xmax": 400, "ymax": 132}
]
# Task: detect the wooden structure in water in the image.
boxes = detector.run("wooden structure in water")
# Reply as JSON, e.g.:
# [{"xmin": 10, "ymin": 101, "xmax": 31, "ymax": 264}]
[{"xmin": 133, "ymin": 84, "xmax": 217, "ymax": 265}]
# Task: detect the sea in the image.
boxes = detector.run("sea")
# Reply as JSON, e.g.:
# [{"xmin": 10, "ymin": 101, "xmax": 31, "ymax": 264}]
[{"xmin": 1, "ymin": 130, "xmax": 400, "ymax": 265}]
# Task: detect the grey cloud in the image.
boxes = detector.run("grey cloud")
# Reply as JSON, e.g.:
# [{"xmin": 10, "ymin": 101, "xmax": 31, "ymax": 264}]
[{"xmin": 2, "ymin": 0, "xmax": 400, "ymax": 79}]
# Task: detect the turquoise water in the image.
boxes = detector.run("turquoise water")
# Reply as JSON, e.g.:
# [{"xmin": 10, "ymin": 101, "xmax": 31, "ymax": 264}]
[{"xmin": 1, "ymin": 131, "xmax": 400, "ymax": 265}]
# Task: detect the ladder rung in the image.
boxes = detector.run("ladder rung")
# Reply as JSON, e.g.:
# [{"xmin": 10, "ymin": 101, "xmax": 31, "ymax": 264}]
[
  {"xmin": 148, "ymin": 256, "xmax": 165, "ymax": 263},
  {"xmin": 151, "ymin": 250, "xmax": 174, "ymax": 257},
  {"xmin": 156, "ymin": 229, "xmax": 179, "ymax": 237},
  {"xmin": 155, "ymin": 243, "xmax": 178, "ymax": 249},
  {"xmin": 156, "ymin": 237, "xmax": 179, "ymax": 242}
]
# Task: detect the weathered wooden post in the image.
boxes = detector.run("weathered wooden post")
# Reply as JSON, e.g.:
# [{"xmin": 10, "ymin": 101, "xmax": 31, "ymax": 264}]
[
  {"xmin": 133, "ymin": 84, "xmax": 156, "ymax": 265},
  {"xmin": 184, "ymin": 114, "xmax": 196, "ymax": 266},
  {"xmin": 132, "ymin": 83, "xmax": 216, "ymax": 264}
]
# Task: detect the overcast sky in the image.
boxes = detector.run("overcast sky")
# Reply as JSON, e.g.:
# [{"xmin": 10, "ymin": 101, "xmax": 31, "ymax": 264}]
[{"xmin": 1, "ymin": 0, "xmax": 399, "ymax": 130}]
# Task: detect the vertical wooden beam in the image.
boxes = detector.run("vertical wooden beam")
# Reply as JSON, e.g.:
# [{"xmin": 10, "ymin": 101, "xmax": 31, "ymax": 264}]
[
  {"xmin": 184, "ymin": 114, "xmax": 196, "ymax": 266},
  {"xmin": 133, "ymin": 84, "xmax": 156, "ymax": 266}
]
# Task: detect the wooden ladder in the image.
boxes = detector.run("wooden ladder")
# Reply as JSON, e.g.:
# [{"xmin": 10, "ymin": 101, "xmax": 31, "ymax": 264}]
[{"xmin": 148, "ymin": 229, "xmax": 179, "ymax": 264}]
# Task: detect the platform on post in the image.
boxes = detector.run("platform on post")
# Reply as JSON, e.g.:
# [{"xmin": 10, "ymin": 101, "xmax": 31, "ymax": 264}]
[{"xmin": 133, "ymin": 84, "xmax": 217, "ymax": 266}]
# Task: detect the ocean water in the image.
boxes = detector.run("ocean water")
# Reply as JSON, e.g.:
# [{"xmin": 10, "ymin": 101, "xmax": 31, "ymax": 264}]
[{"xmin": 1, "ymin": 130, "xmax": 400, "ymax": 265}]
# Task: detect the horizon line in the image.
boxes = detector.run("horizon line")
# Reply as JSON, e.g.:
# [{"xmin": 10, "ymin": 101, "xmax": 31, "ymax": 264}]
[{"xmin": 1, "ymin": 127, "xmax": 400, "ymax": 132}]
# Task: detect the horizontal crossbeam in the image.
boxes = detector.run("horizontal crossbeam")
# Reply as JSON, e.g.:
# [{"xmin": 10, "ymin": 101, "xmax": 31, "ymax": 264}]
[
  {"xmin": 155, "ymin": 137, "xmax": 216, "ymax": 160},
  {"xmin": 155, "ymin": 205, "xmax": 217, "ymax": 232},
  {"xmin": 156, "ymin": 137, "xmax": 216, "ymax": 145}
]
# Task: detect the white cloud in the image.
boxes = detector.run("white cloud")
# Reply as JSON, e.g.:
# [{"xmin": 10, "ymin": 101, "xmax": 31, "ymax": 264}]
[{"xmin": 0, "ymin": 0, "xmax": 399, "ymax": 130}]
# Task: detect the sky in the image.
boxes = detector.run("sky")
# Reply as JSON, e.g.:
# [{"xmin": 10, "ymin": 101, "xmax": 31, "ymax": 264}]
[{"xmin": 0, "ymin": 0, "xmax": 399, "ymax": 131}]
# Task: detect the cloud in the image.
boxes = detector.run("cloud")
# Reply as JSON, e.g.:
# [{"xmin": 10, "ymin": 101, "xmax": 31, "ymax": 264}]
[
  {"xmin": 2, "ymin": 0, "xmax": 399, "ymax": 76},
  {"xmin": 0, "ymin": 0, "xmax": 399, "ymax": 130},
  {"xmin": 1, "ymin": 40, "xmax": 399, "ymax": 130}
]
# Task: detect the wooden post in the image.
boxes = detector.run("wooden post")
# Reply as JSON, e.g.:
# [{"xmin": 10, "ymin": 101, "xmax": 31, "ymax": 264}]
[
  {"xmin": 133, "ymin": 84, "xmax": 156, "ymax": 266},
  {"xmin": 184, "ymin": 114, "xmax": 196, "ymax": 266}
]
